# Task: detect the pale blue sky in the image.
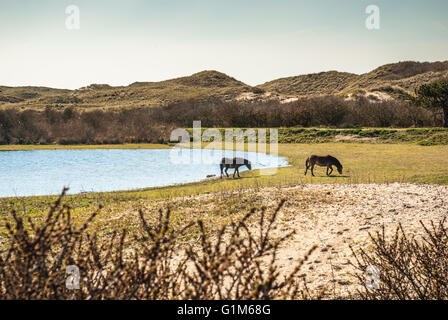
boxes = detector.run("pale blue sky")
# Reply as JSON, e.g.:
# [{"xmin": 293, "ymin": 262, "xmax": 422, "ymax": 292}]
[{"xmin": 1, "ymin": 0, "xmax": 447, "ymax": 89}]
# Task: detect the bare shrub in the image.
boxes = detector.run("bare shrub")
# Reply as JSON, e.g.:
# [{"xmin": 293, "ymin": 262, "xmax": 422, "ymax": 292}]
[
  {"xmin": 0, "ymin": 192, "xmax": 317, "ymax": 300},
  {"xmin": 0, "ymin": 96, "xmax": 441, "ymax": 145},
  {"xmin": 350, "ymin": 218, "xmax": 448, "ymax": 300}
]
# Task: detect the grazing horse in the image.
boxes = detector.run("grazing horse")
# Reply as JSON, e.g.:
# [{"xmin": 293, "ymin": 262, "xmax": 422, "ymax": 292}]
[
  {"xmin": 304, "ymin": 155, "xmax": 343, "ymax": 177},
  {"xmin": 220, "ymin": 157, "xmax": 252, "ymax": 179}
]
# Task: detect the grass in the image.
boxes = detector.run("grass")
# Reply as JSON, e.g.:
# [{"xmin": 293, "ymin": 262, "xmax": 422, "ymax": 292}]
[
  {"xmin": 1, "ymin": 140, "xmax": 448, "ymax": 299},
  {"xmin": 0, "ymin": 143, "xmax": 171, "ymax": 151},
  {"xmin": 185, "ymin": 127, "xmax": 448, "ymax": 145},
  {"xmin": 1, "ymin": 141, "xmax": 448, "ymax": 239}
]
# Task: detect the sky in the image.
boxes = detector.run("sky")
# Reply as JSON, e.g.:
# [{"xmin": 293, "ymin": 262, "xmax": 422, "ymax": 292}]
[{"xmin": 0, "ymin": 0, "xmax": 448, "ymax": 89}]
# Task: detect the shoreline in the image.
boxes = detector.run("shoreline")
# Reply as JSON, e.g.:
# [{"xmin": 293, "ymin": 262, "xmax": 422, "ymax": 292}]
[
  {"xmin": 0, "ymin": 143, "xmax": 172, "ymax": 151},
  {"xmin": 0, "ymin": 146, "xmax": 289, "ymax": 199}
]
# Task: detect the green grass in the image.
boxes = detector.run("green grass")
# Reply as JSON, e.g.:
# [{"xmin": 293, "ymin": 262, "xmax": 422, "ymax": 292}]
[
  {"xmin": 2, "ymin": 142, "xmax": 448, "ymax": 214},
  {"xmin": 0, "ymin": 143, "xmax": 171, "ymax": 151},
  {"xmin": 186, "ymin": 127, "xmax": 448, "ymax": 145},
  {"xmin": 3, "ymin": 127, "xmax": 448, "ymax": 152},
  {"xmin": 1, "ymin": 141, "xmax": 447, "ymax": 248}
]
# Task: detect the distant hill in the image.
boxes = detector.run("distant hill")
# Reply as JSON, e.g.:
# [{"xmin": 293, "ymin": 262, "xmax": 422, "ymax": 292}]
[
  {"xmin": 1, "ymin": 61, "xmax": 448, "ymax": 109},
  {"xmin": 257, "ymin": 71, "xmax": 359, "ymax": 96},
  {"xmin": 257, "ymin": 61, "xmax": 448, "ymax": 101},
  {"xmin": 0, "ymin": 71, "xmax": 257, "ymax": 109}
]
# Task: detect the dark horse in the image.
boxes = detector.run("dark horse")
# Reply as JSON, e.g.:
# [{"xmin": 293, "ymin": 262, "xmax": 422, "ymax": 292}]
[
  {"xmin": 304, "ymin": 155, "xmax": 343, "ymax": 177},
  {"xmin": 220, "ymin": 157, "xmax": 252, "ymax": 179}
]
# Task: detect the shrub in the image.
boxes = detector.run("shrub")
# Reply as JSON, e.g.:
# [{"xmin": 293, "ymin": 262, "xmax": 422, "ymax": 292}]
[
  {"xmin": 0, "ymin": 192, "xmax": 317, "ymax": 300},
  {"xmin": 0, "ymin": 96, "xmax": 441, "ymax": 145},
  {"xmin": 350, "ymin": 218, "xmax": 448, "ymax": 300}
]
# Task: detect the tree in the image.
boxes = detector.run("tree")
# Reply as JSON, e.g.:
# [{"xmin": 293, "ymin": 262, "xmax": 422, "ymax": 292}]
[{"xmin": 415, "ymin": 78, "xmax": 448, "ymax": 127}]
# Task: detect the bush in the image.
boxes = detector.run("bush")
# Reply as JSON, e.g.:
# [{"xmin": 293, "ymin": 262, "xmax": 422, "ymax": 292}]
[
  {"xmin": 0, "ymin": 96, "xmax": 441, "ymax": 145},
  {"xmin": 350, "ymin": 218, "xmax": 448, "ymax": 300},
  {"xmin": 0, "ymin": 192, "xmax": 317, "ymax": 300}
]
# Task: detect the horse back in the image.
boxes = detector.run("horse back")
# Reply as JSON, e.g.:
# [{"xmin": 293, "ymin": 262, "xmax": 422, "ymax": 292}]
[{"xmin": 309, "ymin": 154, "xmax": 339, "ymax": 166}]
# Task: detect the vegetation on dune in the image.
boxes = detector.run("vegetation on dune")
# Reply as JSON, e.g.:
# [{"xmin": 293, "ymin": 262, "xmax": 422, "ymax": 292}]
[
  {"xmin": 343, "ymin": 61, "xmax": 448, "ymax": 97},
  {"xmin": 2, "ymin": 95, "xmax": 447, "ymax": 145},
  {"xmin": 415, "ymin": 78, "xmax": 448, "ymax": 127},
  {"xmin": 351, "ymin": 218, "xmax": 448, "ymax": 300},
  {"xmin": 0, "ymin": 71, "xmax": 256, "ymax": 109},
  {"xmin": 0, "ymin": 107, "xmax": 175, "ymax": 145},
  {"xmin": 1, "ymin": 186, "xmax": 447, "ymax": 299},
  {"xmin": 0, "ymin": 191, "xmax": 318, "ymax": 299},
  {"xmin": 257, "ymin": 61, "xmax": 448, "ymax": 99},
  {"xmin": 1, "ymin": 61, "xmax": 448, "ymax": 110},
  {"xmin": 257, "ymin": 71, "xmax": 359, "ymax": 96}
]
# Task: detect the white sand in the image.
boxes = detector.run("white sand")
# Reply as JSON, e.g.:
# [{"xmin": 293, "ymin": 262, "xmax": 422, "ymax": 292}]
[{"xmin": 257, "ymin": 183, "xmax": 448, "ymax": 297}]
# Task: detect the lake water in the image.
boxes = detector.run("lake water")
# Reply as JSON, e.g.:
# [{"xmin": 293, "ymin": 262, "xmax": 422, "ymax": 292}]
[{"xmin": 0, "ymin": 148, "xmax": 288, "ymax": 197}]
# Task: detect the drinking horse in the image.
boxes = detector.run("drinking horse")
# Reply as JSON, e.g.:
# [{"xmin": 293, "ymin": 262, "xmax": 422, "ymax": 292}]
[{"xmin": 220, "ymin": 157, "xmax": 252, "ymax": 179}]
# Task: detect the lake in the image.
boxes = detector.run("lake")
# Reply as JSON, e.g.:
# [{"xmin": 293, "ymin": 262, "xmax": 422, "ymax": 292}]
[{"xmin": 0, "ymin": 148, "xmax": 288, "ymax": 197}]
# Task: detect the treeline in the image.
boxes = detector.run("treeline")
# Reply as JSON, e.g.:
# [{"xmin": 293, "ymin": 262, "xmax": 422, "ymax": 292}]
[
  {"xmin": 156, "ymin": 96, "xmax": 440, "ymax": 128},
  {"xmin": 0, "ymin": 96, "xmax": 443, "ymax": 144},
  {"xmin": 0, "ymin": 107, "xmax": 173, "ymax": 144}
]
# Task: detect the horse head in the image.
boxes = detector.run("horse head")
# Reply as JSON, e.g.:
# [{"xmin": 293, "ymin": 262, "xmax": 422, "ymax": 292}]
[
  {"xmin": 246, "ymin": 160, "xmax": 252, "ymax": 170},
  {"xmin": 337, "ymin": 164, "xmax": 343, "ymax": 174}
]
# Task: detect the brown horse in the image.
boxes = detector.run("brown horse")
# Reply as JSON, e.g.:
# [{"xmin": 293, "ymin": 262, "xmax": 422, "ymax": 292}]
[
  {"xmin": 304, "ymin": 155, "xmax": 343, "ymax": 177},
  {"xmin": 220, "ymin": 157, "xmax": 252, "ymax": 179}
]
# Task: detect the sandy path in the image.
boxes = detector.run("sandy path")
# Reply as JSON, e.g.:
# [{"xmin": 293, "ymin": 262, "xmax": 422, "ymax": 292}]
[{"xmin": 260, "ymin": 183, "xmax": 448, "ymax": 297}]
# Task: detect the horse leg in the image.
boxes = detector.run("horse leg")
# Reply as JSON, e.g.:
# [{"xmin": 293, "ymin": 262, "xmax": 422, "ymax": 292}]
[
  {"xmin": 225, "ymin": 167, "xmax": 229, "ymax": 177},
  {"xmin": 311, "ymin": 164, "xmax": 315, "ymax": 176},
  {"xmin": 326, "ymin": 166, "xmax": 330, "ymax": 176},
  {"xmin": 233, "ymin": 168, "xmax": 236, "ymax": 178},
  {"xmin": 237, "ymin": 167, "xmax": 240, "ymax": 178},
  {"xmin": 220, "ymin": 164, "xmax": 224, "ymax": 179},
  {"xmin": 304, "ymin": 159, "xmax": 309, "ymax": 176},
  {"xmin": 329, "ymin": 166, "xmax": 333, "ymax": 175}
]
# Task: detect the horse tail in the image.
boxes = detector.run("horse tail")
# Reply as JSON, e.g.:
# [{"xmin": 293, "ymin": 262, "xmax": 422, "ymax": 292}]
[{"xmin": 305, "ymin": 157, "xmax": 310, "ymax": 168}]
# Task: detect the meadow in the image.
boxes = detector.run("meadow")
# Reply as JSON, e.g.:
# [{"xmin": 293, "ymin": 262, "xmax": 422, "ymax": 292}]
[
  {"xmin": 1, "ymin": 138, "xmax": 448, "ymax": 299},
  {"xmin": 1, "ymin": 141, "xmax": 448, "ymax": 236}
]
